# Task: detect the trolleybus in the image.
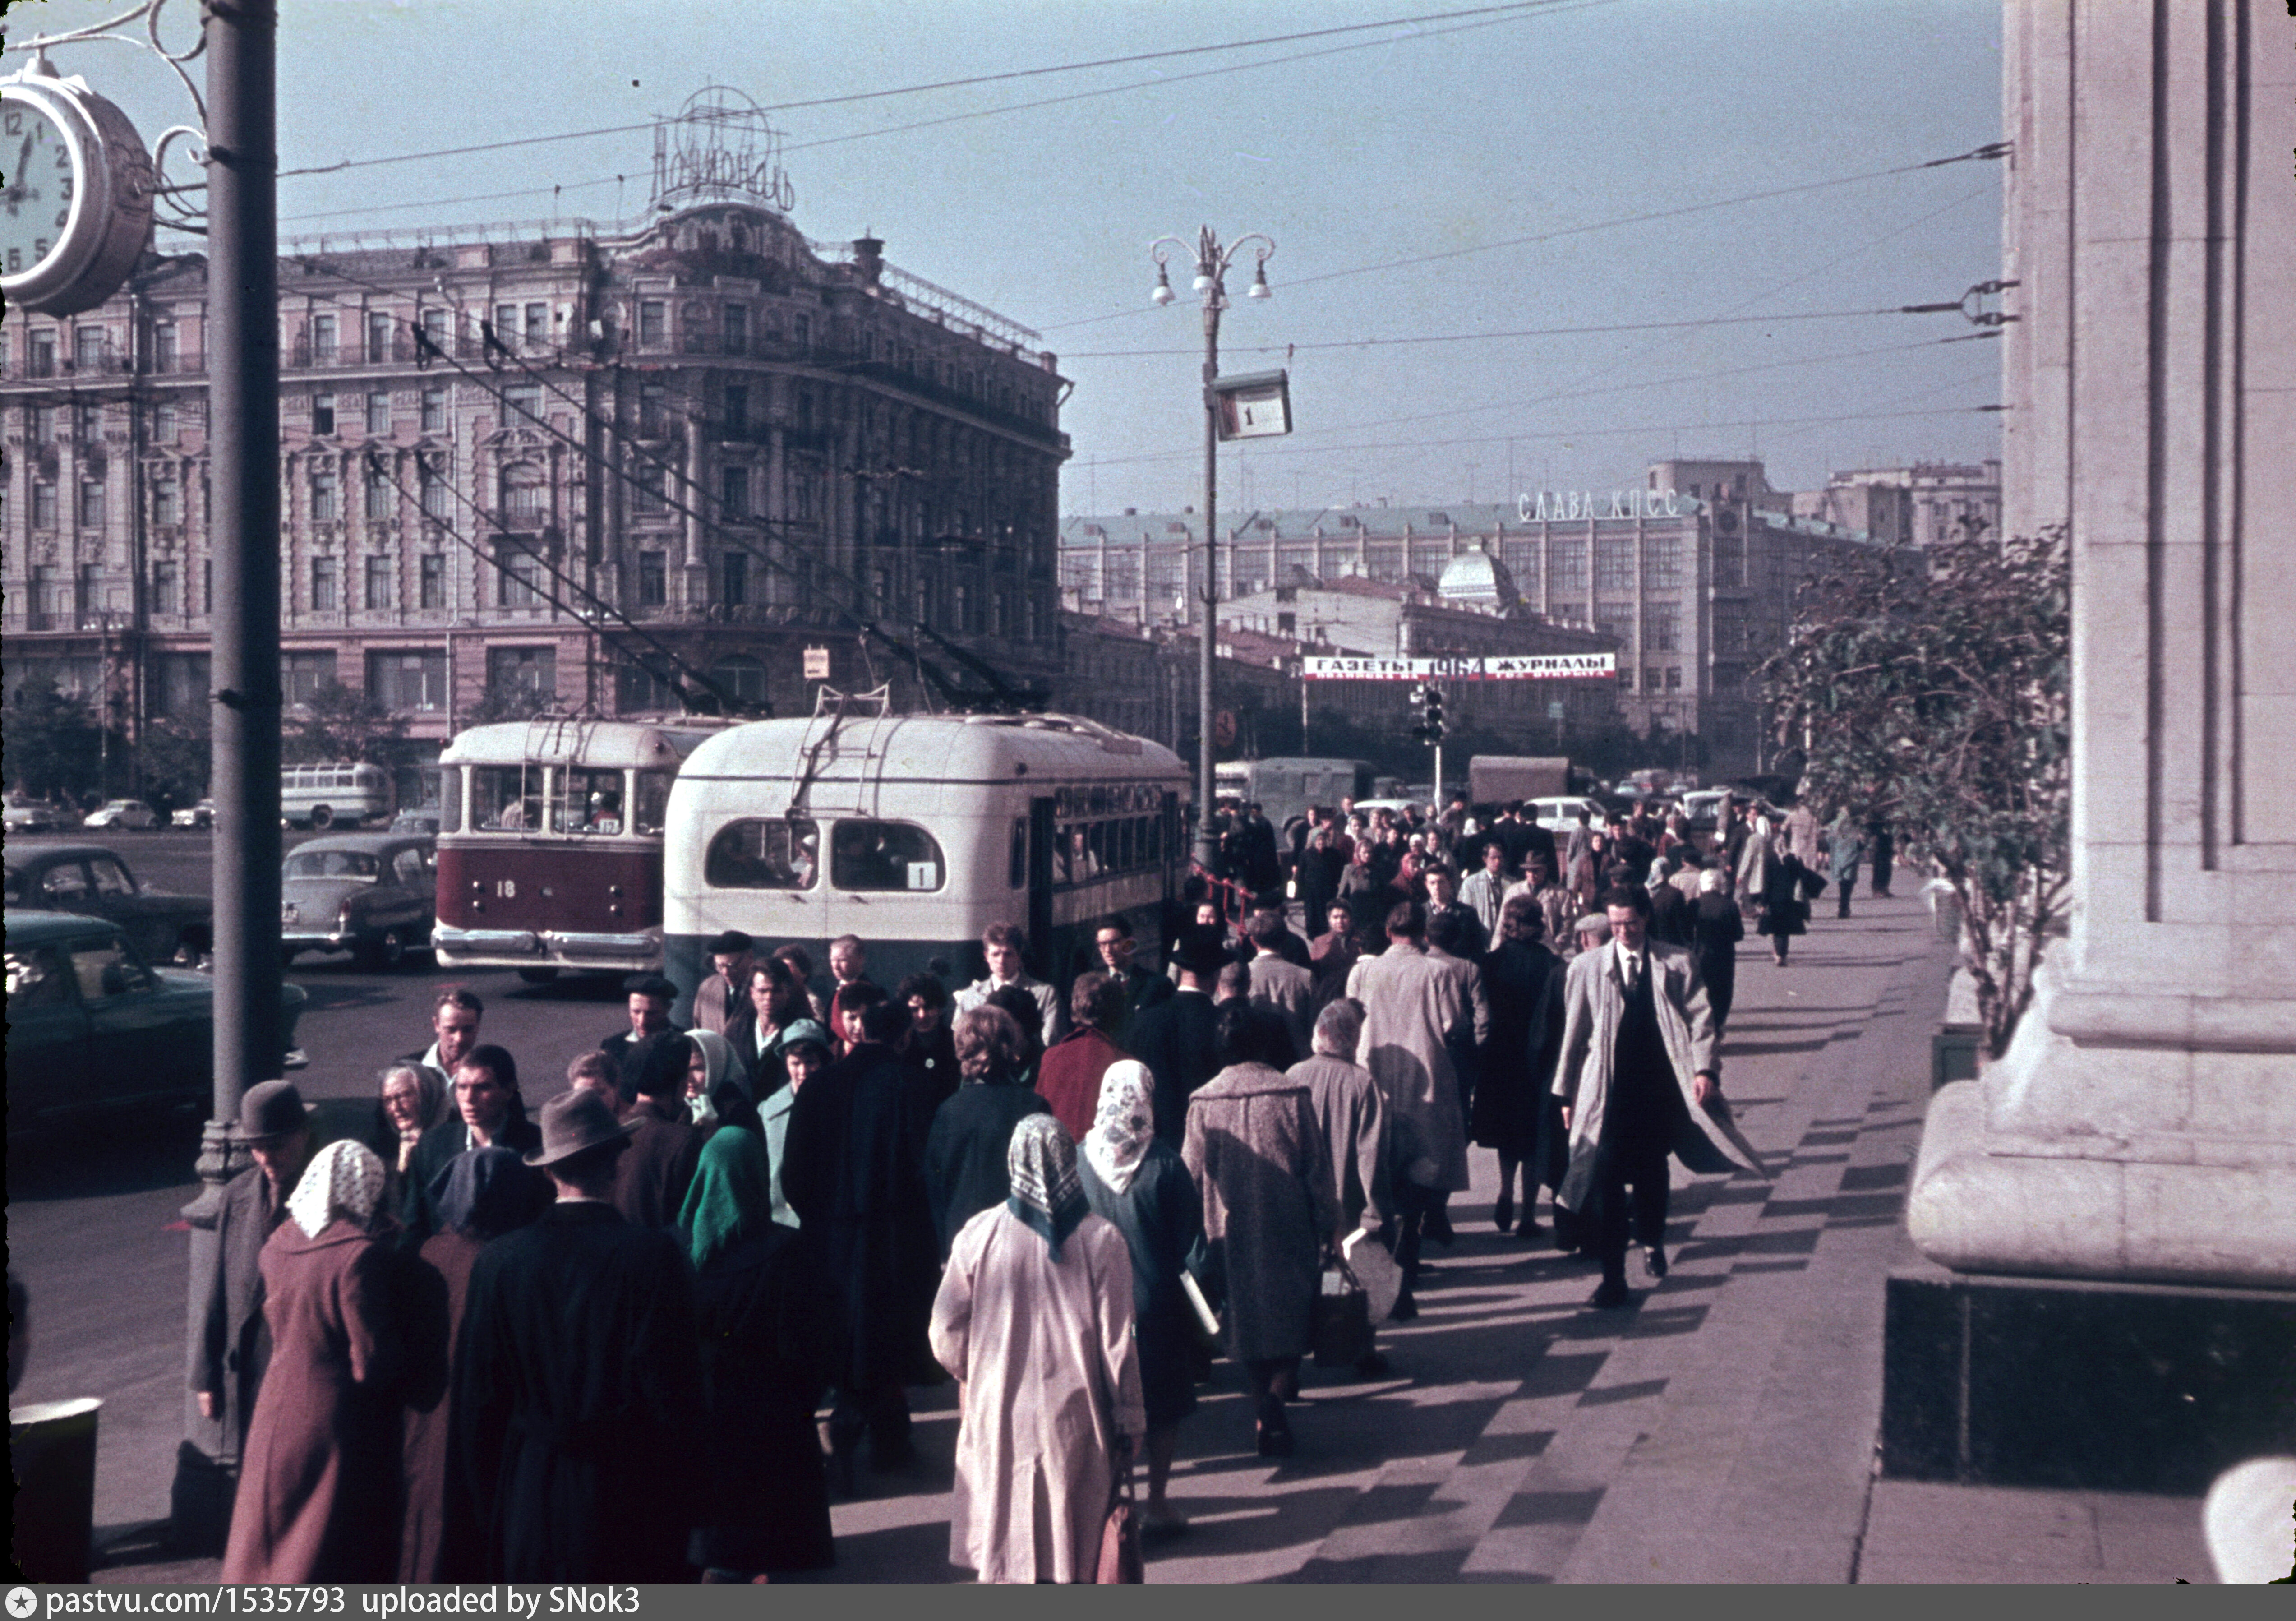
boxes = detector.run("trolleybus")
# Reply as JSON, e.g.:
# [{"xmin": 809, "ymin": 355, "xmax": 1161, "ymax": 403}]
[
  {"xmin": 430, "ymin": 717, "xmax": 726, "ymax": 980},
  {"xmin": 662, "ymin": 710, "xmax": 1189, "ymax": 1016}
]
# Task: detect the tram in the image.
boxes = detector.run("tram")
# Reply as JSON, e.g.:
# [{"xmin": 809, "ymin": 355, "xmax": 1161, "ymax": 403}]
[
  {"xmin": 662, "ymin": 710, "xmax": 1190, "ymax": 1017},
  {"xmin": 430, "ymin": 717, "xmax": 727, "ymax": 979}
]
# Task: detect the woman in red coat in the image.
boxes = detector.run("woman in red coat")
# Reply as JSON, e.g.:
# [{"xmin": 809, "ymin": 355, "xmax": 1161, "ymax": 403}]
[{"xmin": 222, "ymin": 1140, "xmax": 407, "ymax": 1583}]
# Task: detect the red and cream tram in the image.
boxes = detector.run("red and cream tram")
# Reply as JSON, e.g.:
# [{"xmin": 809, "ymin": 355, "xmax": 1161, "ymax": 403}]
[{"xmin": 430, "ymin": 717, "xmax": 725, "ymax": 980}]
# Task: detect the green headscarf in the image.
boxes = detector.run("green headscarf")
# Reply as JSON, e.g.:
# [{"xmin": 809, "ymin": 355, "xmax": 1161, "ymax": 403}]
[{"xmin": 678, "ymin": 1125, "xmax": 772, "ymax": 1272}]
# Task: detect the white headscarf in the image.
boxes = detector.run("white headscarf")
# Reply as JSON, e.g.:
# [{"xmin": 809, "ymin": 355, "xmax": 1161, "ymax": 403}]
[
  {"xmin": 287, "ymin": 1138, "xmax": 388, "ymax": 1240},
  {"xmin": 1083, "ymin": 1059, "xmax": 1156, "ymax": 1196}
]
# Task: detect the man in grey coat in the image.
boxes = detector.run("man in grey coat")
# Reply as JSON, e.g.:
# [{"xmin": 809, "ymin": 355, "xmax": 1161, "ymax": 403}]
[
  {"xmin": 1245, "ymin": 909, "xmax": 1319, "ymax": 1062},
  {"xmin": 191, "ymin": 1081, "xmax": 313, "ymax": 1455},
  {"xmin": 1554, "ymin": 886, "xmax": 1765, "ymax": 1308}
]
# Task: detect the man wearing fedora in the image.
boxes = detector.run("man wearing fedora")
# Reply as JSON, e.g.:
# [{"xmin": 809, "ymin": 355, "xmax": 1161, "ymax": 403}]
[
  {"xmin": 444, "ymin": 1090, "xmax": 703, "ymax": 1581},
  {"xmin": 1127, "ymin": 925, "xmax": 1229, "ymax": 1149},
  {"xmin": 690, "ymin": 932, "xmax": 755, "ymax": 1036},
  {"xmin": 192, "ymin": 1081, "xmax": 313, "ymax": 1455}
]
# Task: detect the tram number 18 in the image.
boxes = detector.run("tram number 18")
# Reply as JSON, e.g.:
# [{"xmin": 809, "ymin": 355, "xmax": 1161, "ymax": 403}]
[{"xmin": 496, "ymin": 879, "xmax": 517, "ymax": 898}]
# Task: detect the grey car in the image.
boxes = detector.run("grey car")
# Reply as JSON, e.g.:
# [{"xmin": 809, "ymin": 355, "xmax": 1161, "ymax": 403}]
[{"xmin": 279, "ymin": 833, "xmax": 437, "ymax": 970}]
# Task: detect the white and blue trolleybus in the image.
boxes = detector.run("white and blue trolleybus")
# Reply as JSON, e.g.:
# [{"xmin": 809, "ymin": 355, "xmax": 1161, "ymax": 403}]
[{"xmin": 662, "ymin": 710, "xmax": 1189, "ymax": 1017}]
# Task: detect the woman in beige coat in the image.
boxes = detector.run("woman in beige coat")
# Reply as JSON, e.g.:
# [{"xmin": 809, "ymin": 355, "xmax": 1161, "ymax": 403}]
[{"xmin": 931, "ymin": 1114, "xmax": 1145, "ymax": 1583}]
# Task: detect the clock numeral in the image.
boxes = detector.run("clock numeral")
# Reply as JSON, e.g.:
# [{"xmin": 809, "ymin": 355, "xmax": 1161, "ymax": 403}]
[
  {"xmin": 3, "ymin": 111, "xmax": 20, "ymax": 136},
  {"xmin": 34, "ymin": 237, "xmax": 48, "ymax": 255},
  {"xmin": 55, "ymin": 208, "xmax": 69, "ymax": 229},
  {"xmin": 59, "ymin": 178, "xmax": 72, "ymax": 200},
  {"xmin": 5, "ymin": 248, "xmax": 19, "ymax": 273},
  {"xmin": 55, "ymin": 147, "xmax": 72, "ymax": 168}
]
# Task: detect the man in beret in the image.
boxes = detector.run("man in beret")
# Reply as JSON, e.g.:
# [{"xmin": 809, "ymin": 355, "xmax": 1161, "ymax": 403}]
[
  {"xmin": 691, "ymin": 932, "xmax": 755, "ymax": 1036},
  {"xmin": 192, "ymin": 1081, "xmax": 313, "ymax": 1456},
  {"xmin": 601, "ymin": 973, "xmax": 682, "ymax": 1104}
]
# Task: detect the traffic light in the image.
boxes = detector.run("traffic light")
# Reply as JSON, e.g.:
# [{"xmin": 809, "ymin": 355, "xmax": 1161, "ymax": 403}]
[
  {"xmin": 1408, "ymin": 682, "xmax": 1447, "ymax": 744},
  {"xmin": 1425, "ymin": 684, "xmax": 1445, "ymax": 741}
]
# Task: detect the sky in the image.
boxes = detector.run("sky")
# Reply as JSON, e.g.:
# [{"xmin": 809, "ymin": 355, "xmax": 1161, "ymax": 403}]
[{"xmin": 8, "ymin": 0, "xmax": 2005, "ymax": 517}]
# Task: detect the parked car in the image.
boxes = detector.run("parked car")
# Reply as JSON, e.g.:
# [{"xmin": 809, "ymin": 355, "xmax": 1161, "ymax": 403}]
[
  {"xmin": 4, "ymin": 910, "xmax": 308, "ymax": 1127},
  {"xmin": 171, "ymin": 798, "xmax": 217, "ymax": 830},
  {"xmin": 82, "ymin": 799, "xmax": 159, "ymax": 831},
  {"xmin": 3, "ymin": 797, "xmax": 65, "ymax": 835},
  {"xmin": 388, "ymin": 809, "xmax": 441, "ymax": 836},
  {"xmin": 1528, "ymin": 795, "xmax": 1607, "ymax": 833},
  {"xmin": 2, "ymin": 843, "xmax": 215, "ymax": 967},
  {"xmin": 279, "ymin": 832, "xmax": 437, "ymax": 970}
]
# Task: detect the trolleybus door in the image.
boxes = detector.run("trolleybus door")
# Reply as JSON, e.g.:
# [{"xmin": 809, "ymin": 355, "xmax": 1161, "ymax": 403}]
[{"xmin": 1028, "ymin": 795, "xmax": 1057, "ymax": 978}]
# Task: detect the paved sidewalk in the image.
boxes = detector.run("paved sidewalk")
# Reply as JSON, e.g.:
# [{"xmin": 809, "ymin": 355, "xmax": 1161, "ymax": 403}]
[{"xmin": 71, "ymin": 888, "xmax": 2218, "ymax": 1584}]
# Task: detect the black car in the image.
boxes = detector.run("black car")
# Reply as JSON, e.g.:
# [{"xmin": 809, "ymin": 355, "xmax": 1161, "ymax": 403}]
[{"xmin": 2, "ymin": 843, "xmax": 215, "ymax": 967}]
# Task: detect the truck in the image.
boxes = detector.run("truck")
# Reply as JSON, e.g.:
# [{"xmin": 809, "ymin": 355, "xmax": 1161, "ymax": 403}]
[
  {"xmin": 1466, "ymin": 755, "xmax": 1573, "ymax": 807},
  {"xmin": 1213, "ymin": 757, "xmax": 1379, "ymax": 831}
]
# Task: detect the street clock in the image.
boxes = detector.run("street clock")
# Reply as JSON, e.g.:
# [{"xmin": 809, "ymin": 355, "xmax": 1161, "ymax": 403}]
[{"xmin": 0, "ymin": 54, "xmax": 156, "ymax": 317}]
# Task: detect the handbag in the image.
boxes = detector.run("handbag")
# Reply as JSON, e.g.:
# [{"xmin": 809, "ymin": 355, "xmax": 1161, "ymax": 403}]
[
  {"xmin": 1311, "ymin": 1263, "xmax": 1374, "ymax": 1368},
  {"xmin": 1096, "ymin": 1456, "xmax": 1144, "ymax": 1583}
]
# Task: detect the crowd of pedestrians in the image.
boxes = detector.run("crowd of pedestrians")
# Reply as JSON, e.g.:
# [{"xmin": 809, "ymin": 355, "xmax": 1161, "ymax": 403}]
[{"xmin": 196, "ymin": 790, "xmax": 1881, "ymax": 1585}]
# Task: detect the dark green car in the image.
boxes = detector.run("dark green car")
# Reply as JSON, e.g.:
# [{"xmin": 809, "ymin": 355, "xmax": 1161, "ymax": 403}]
[{"xmin": 3, "ymin": 910, "xmax": 309, "ymax": 1127}]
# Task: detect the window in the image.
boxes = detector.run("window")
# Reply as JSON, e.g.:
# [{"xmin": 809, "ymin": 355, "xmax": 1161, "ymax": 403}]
[
  {"xmin": 310, "ymin": 555, "xmax": 339, "ymax": 611},
  {"xmin": 311, "ymin": 467, "xmax": 339, "ymax": 521},
  {"xmin": 952, "ymin": 582, "xmax": 971, "ymax": 633},
  {"xmin": 550, "ymin": 765, "xmax": 629, "ymax": 834},
  {"xmin": 421, "ymin": 308, "xmax": 451, "ymax": 358},
  {"xmin": 365, "ymin": 465, "xmax": 391, "ymax": 521},
  {"xmin": 366, "ymin": 311, "xmax": 392, "ymax": 364},
  {"xmin": 1665, "ymin": 666, "xmax": 1683, "ymax": 691},
  {"xmin": 1643, "ymin": 533, "xmax": 1682, "ymax": 589},
  {"xmin": 156, "ymin": 652, "xmax": 210, "ymax": 716},
  {"xmin": 78, "ymin": 483, "xmax": 106, "ymax": 527},
  {"xmin": 636, "ymin": 550, "xmax": 668, "ymax": 606},
  {"xmin": 503, "ymin": 382, "xmax": 542, "ymax": 424},
  {"xmin": 502, "ymin": 469, "xmax": 546, "ymax": 524},
  {"xmin": 496, "ymin": 545, "xmax": 543, "ymax": 609},
  {"xmin": 524, "ymin": 302, "xmax": 549, "ymax": 348},
  {"xmin": 634, "ymin": 463, "xmax": 667, "ymax": 516},
  {"xmin": 723, "ymin": 383, "xmax": 748, "ymax": 436},
  {"xmin": 76, "ymin": 564, "xmax": 100, "ymax": 619},
  {"xmin": 723, "ymin": 304, "xmax": 748, "ymax": 355},
  {"xmin": 367, "ymin": 650, "xmax": 446, "ymax": 712},
  {"xmin": 364, "ymin": 555, "xmax": 392, "ymax": 610},
  {"xmin": 310, "ymin": 314, "xmax": 337, "ymax": 364},
  {"xmin": 493, "ymin": 304, "xmax": 517, "ymax": 348},
  {"xmin": 1642, "ymin": 603, "xmax": 1678, "ymax": 652},
  {"xmin": 1594, "ymin": 536, "xmax": 1634, "ymax": 593},
  {"xmin": 29, "ymin": 402, "xmax": 56, "ymax": 442},
  {"xmin": 704, "ymin": 817, "xmax": 819, "ymax": 890},
  {"xmin": 792, "ymin": 313, "xmax": 810, "ymax": 349},
  {"xmin": 632, "ymin": 770, "xmax": 674, "ymax": 836},
  {"xmin": 75, "ymin": 326, "xmax": 106, "ymax": 370},
  {"xmin": 638, "ymin": 300, "xmax": 667, "ymax": 346},
  {"xmin": 32, "ymin": 483, "xmax": 57, "ymax": 529},
  {"xmin": 709, "ymin": 654, "xmax": 765, "ymax": 703},
  {"xmin": 1008, "ymin": 819, "xmax": 1028, "ymax": 888},
  {"xmin": 616, "ymin": 662, "xmax": 677, "ymax": 712},
  {"xmin": 28, "ymin": 330, "xmax": 55, "ymax": 377},
  {"xmin": 831, "ymin": 820, "xmax": 944, "ymax": 891},
  {"xmin": 484, "ymin": 645, "xmax": 555, "ymax": 705},
  {"xmin": 283, "ymin": 651, "xmax": 338, "ymax": 707},
  {"xmin": 4, "ymin": 944, "xmax": 69, "ymax": 1008},
  {"xmin": 1549, "ymin": 540, "xmax": 1587, "ymax": 593},
  {"xmin": 38, "ymin": 861, "xmax": 91, "ymax": 903},
  {"xmin": 420, "ymin": 458, "xmax": 451, "ymax": 519},
  {"xmin": 720, "ymin": 465, "xmax": 749, "ymax": 518},
  {"xmin": 70, "ymin": 936, "xmax": 154, "ymax": 1002},
  {"xmin": 419, "ymin": 553, "xmax": 446, "ymax": 610},
  {"xmin": 152, "ymin": 480, "xmax": 180, "ymax": 527},
  {"xmin": 420, "ymin": 386, "xmax": 446, "ymax": 432},
  {"xmin": 470, "ymin": 763, "xmax": 546, "ymax": 830},
  {"xmin": 638, "ymin": 383, "xmax": 666, "ymax": 438},
  {"xmin": 365, "ymin": 390, "xmax": 391, "ymax": 435},
  {"xmin": 75, "ymin": 400, "xmax": 101, "ymax": 443},
  {"xmin": 312, "ymin": 392, "xmax": 336, "ymax": 435},
  {"xmin": 152, "ymin": 560, "xmax": 179, "ymax": 614},
  {"xmin": 721, "ymin": 551, "xmax": 748, "ymax": 608}
]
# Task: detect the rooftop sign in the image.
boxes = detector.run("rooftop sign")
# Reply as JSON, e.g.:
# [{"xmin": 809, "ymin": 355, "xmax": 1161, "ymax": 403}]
[{"xmin": 1303, "ymin": 653, "xmax": 1616, "ymax": 681}]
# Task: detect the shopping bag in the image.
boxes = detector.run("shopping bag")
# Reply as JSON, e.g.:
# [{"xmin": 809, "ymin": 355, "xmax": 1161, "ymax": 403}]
[
  {"xmin": 1341, "ymin": 1228, "xmax": 1403, "ymax": 1323},
  {"xmin": 1311, "ymin": 1265, "xmax": 1373, "ymax": 1368}
]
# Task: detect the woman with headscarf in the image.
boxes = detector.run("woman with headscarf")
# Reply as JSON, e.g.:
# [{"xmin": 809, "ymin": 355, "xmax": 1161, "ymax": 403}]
[
  {"xmin": 684, "ymin": 1027, "xmax": 761, "ymax": 1139},
  {"xmin": 369, "ymin": 1062, "xmax": 450, "ymax": 1230},
  {"xmin": 1183, "ymin": 1001, "xmax": 1337, "ymax": 1458},
  {"xmin": 1691, "ymin": 866, "xmax": 1746, "ymax": 1034},
  {"xmin": 1075, "ymin": 1059, "xmax": 1203, "ymax": 1533},
  {"xmin": 222, "ymin": 1141, "xmax": 408, "ymax": 1583},
  {"xmin": 922, "ymin": 1006, "xmax": 1051, "ymax": 1256},
  {"xmin": 679, "ymin": 1129, "xmax": 839, "ymax": 1580},
  {"xmin": 400, "ymin": 1147, "xmax": 535, "ymax": 1583},
  {"xmin": 931, "ymin": 1115, "xmax": 1144, "ymax": 1584}
]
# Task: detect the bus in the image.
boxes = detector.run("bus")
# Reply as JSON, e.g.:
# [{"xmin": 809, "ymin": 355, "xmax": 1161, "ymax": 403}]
[
  {"xmin": 662, "ymin": 711, "xmax": 1189, "ymax": 1018},
  {"xmin": 281, "ymin": 762, "xmax": 395, "ymax": 830},
  {"xmin": 429, "ymin": 717, "xmax": 727, "ymax": 980}
]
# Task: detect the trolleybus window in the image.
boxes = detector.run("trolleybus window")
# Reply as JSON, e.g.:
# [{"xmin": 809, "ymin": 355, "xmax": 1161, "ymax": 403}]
[
  {"xmin": 552, "ymin": 767, "xmax": 627, "ymax": 835},
  {"xmin": 831, "ymin": 821, "xmax": 944, "ymax": 892},
  {"xmin": 1009, "ymin": 820, "xmax": 1028, "ymax": 889},
  {"xmin": 439, "ymin": 767, "xmax": 462, "ymax": 833},
  {"xmin": 473, "ymin": 766, "xmax": 545, "ymax": 830},
  {"xmin": 632, "ymin": 770, "xmax": 674, "ymax": 836},
  {"xmin": 705, "ymin": 817, "xmax": 820, "ymax": 890}
]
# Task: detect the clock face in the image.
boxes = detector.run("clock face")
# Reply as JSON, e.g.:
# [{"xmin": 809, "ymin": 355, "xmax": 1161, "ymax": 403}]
[{"xmin": 0, "ymin": 92, "xmax": 82, "ymax": 283}]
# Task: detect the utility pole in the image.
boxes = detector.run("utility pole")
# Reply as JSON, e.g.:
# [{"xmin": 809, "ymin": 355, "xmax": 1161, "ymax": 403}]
[{"xmin": 178, "ymin": 0, "xmax": 281, "ymax": 1548}]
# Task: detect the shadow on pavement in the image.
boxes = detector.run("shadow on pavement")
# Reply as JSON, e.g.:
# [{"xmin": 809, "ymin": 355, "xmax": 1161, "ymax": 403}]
[{"xmin": 7, "ymin": 1115, "xmax": 204, "ymax": 1202}]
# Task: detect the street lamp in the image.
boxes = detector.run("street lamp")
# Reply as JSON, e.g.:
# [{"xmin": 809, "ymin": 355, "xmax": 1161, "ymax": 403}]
[{"xmin": 1148, "ymin": 226, "xmax": 1274, "ymax": 871}]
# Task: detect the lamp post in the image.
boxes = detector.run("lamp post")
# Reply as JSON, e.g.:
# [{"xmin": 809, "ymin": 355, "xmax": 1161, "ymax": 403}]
[{"xmin": 1149, "ymin": 226, "xmax": 1272, "ymax": 871}]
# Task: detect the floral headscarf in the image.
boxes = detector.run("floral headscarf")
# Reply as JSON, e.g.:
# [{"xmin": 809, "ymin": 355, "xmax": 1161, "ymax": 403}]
[
  {"xmin": 287, "ymin": 1139, "xmax": 387, "ymax": 1240},
  {"xmin": 1005, "ymin": 1113, "xmax": 1089, "ymax": 1261},
  {"xmin": 1083, "ymin": 1060, "xmax": 1156, "ymax": 1196},
  {"xmin": 679, "ymin": 1127, "xmax": 773, "ymax": 1272}
]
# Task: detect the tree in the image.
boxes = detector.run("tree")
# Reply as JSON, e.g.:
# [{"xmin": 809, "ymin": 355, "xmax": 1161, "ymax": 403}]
[
  {"xmin": 285, "ymin": 680, "xmax": 411, "ymax": 767},
  {"xmin": 3, "ymin": 682, "xmax": 107, "ymax": 802},
  {"xmin": 1758, "ymin": 528, "xmax": 2070, "ymax": 1059},
  {"xmin": 139, "ymin": 715, "xmax": 215, "ymax": 810}
]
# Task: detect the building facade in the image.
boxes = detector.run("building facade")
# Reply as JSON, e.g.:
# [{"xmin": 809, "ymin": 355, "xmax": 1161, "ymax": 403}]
[
  {"xmin": 1059, "ymin": 461, "xmax": 1881, "ymax": 774},
  {"xmin": 1, "ymin": 201, "xmax": 1070, "ymax": 788},
  {"xmin": 1792, "ymin": 459, "xmax": 2003, "ymax": 547}
]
